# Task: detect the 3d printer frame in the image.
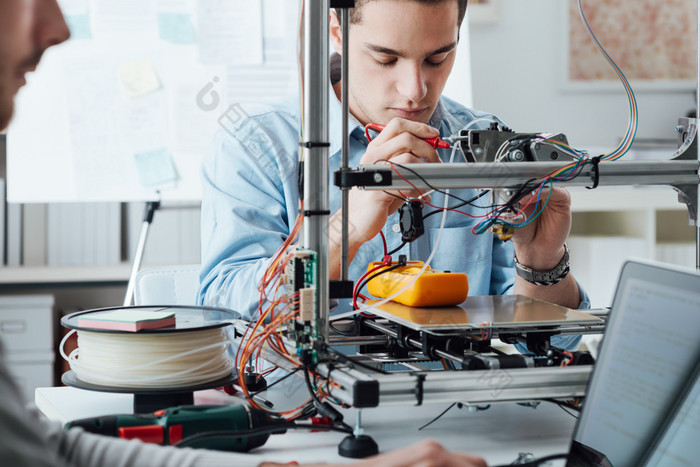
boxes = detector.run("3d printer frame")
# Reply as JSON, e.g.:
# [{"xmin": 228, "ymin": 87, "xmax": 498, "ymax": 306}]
[{"xmin": 246, "ymin": 0, "xmax": 700, "ymax": 410}]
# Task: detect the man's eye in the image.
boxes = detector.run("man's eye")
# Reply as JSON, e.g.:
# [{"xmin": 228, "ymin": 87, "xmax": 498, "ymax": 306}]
[
  {"xmin": 375, "ymin": 59, "xmax": 397, "ymax": 68},
  {"xmin": 427, "ymin": 54, "xmax": 449, "ymax": 67}
]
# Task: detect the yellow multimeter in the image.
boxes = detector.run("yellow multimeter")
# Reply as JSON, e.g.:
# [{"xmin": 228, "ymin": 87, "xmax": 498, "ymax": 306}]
[{"xmin": 366, "ymin": 260, "xmax": 468, "ymax": 307}]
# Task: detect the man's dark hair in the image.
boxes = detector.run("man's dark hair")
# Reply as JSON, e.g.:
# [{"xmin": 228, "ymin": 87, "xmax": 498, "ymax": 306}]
[{"xmin": 336, "ymin": 0, "xmax": 469, "ymax": 28}]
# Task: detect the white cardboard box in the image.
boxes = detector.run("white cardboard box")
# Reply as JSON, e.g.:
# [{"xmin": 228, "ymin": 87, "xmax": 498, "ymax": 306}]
[
  {"xmin": 0, "ymin": 295, "xmax": 55, "ymax": 403},
  {"xmin": 7, "ymin": 351, "xmax": 54, "ymax": 404},
  {"xmin": 0, "ymin": 295, "xmax": 55, "ymax": 353}
]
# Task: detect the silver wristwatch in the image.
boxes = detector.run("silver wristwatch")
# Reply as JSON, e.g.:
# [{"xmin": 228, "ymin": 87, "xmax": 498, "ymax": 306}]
[{"xmin": 513, "ymin": 244, "xmax": 570, "ymax": 286}]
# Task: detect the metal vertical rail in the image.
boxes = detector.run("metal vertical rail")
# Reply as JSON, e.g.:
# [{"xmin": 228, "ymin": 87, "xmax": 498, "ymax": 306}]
[
  {"xmin": 340, "ymin": 8, "xmax": 350, "ymax": 281},
  {"xmin": 303, "ymin": 0, "xmax": 330, "ymax": 341}
]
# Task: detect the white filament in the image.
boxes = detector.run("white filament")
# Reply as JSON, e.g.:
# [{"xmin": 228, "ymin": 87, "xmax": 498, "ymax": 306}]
[{"xmin": 60, "ymin": 328, "xmax": 234, "ymax": 389}]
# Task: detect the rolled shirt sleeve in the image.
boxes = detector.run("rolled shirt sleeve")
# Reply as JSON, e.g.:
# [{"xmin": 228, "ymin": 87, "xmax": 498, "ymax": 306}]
[{"xmin": 198, "ymin": 105, "xmax": 300, "ymax": 320}]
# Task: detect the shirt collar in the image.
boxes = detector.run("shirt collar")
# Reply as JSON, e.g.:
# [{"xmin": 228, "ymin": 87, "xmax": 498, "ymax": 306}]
[{"xmin": 428, "ymin": 99, "xmax": 446, "ymax": 130}]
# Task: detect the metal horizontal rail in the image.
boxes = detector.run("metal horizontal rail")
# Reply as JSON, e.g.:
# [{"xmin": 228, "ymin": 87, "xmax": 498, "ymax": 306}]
[
  {"xmin": 317, "ymin": 363, "xmax": 591, "ymax": 407},
  {"xmin": 328, "ymin": 335, "xmax": 389, "ymax": 346},
  {"xmin": 356, "ymin": 160, "xmax": 698, "ymax": 190}
]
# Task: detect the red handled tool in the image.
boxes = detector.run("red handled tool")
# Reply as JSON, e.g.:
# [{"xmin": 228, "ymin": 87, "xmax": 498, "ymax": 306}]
[
  {"xmin": 364, "ymin": 123, "xmax": 452, "ymax": 149},
  {"xmin": 65, "ymin": 404, "xmax": 287, "ymax": 452}
]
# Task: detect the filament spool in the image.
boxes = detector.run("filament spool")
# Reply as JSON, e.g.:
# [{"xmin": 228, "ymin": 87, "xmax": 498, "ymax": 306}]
[
  {"xmin": 61, "ymin": 327, "xmax": 234, "ymax": 389},
  {"xmin": 60, "ymin": 306, "xmax": 239, "ymax": 399}
]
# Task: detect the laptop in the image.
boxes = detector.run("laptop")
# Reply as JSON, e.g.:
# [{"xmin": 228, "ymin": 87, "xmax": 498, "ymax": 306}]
[
  {"xmin": 640, "ymin": 363, "xmax": 699, "ymax": 466},
  {"xmin": 566, "ymin": 260, "xmax": 700, "ymax": 467}
]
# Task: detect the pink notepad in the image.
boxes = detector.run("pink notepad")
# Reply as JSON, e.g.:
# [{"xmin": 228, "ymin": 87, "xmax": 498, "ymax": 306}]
[{"xmin": 78, "ymin": 310, "xmax": 176, "ymax": 332}]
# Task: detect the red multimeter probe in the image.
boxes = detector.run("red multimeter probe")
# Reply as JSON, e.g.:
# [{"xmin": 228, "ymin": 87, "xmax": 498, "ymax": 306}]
[{"xmin": 364, "ymin": 123, "xmax": 453, "ymax": 149}]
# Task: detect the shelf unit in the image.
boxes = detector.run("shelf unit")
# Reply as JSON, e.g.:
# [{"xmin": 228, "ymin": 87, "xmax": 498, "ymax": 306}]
[
  {"xmin": 0, "ymin": 264, "xmax": 131, "ymax": 392},
  {"xmin": 0, "ymin": 294, "xmax": 55, "ymax": 403},
  {"xmin": 0, "ymin": 265, "xmax": 131, "ymax": 288},
  {"xmin": 569, "ymin": 186, "xmax": 696, "ymax": 307}
]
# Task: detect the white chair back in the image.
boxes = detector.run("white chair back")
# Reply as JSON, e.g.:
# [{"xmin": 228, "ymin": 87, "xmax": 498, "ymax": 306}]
[{"xmin": 133, "ymin": 265, "xmax": 200, "ymax": 305}]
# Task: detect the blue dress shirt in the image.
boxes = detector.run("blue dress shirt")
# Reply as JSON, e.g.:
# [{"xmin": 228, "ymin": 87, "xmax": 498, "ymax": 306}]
[{"xmin": 198, "ymin": 85, "xmax": 586, "ymax": 351}]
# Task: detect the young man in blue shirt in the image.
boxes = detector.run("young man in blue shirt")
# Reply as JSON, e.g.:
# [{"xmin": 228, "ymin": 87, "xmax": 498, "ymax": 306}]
[{"xmin": 199, "ymin": 0, "xmax": 588, "ymax": 356}]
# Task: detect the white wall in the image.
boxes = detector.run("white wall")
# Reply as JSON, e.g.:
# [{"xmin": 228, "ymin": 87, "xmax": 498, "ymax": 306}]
[
  {"xmin": 443, "ymin": 14, "xmax": 473, "ymax": 108},
  {"xmin": 468, "ymin": 0, "xmax": 696, "ymax": 148}
]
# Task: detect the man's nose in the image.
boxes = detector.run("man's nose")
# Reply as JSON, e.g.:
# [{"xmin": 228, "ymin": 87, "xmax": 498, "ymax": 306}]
[
  {"xmin": 35, "ymin": 0, "xmax": 71, "ymax": 52},
  {"xmin": 396, "ymin": 63, "xmax": 428, "ymax": 103}
]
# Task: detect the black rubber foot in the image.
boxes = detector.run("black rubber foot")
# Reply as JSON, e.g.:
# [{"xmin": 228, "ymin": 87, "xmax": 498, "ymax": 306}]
[
  {"xmin": 237, "ymin": 372, "xmax": 267, "ymax": 392},
  {"xmin": 338, "ymin": 434, "xmax": 379, "ymax": 458}
]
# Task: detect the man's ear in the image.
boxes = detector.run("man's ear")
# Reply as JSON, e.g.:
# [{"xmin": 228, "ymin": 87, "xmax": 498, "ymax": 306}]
[{"xmin": 329, "ymin": 9, "xmax": 343, "ymax": 55}]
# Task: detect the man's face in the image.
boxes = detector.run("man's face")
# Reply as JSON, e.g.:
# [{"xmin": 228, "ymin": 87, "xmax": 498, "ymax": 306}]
[
  {"xmin": 0, "ymin": 0, "xmax": 70, "ymax": 130},
  {"xmin": 330, "ymin": 0, "xmax": 460, "ymax": 126}
]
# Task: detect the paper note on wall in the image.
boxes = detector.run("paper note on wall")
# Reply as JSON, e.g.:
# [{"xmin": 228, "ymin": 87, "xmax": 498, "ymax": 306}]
[
  {"xmin": 224, "ymin": 0, "xmax": 297, "ymax": 104},
  {"xmin": 126, "ymin": 91, "xmax": 169, "ymax": 155},
  {"xmin": 134, "ymin": 148, "xmax": 178, "ymax": 187},
  {"xmin": 173, "ymin": 83, "xmax": 221, "ymax": 154},
  {"xmin": 64, "ymin": 57, "xmax": 135, "ymax": 198},
  {"xmin": 118, "ymin": 59, "xmax": 161, "ymax": 98},
  {"xmin": 197, "ymin": 0, "xmax": 263, "ymax": 66},
  {"xmin": 263, "ymin": 0, "xmax": 287, "ymax": 37},
  {"xmin": 65, "ymin": 15, "xmax": 92, "ymax": 40},
  {"xmin": 59, "ymin": 0, "xmax": 92, "ymax": 39},
  {"xmin": 158, "ymin": 12, "xmax": 196, "ymax": 44}
]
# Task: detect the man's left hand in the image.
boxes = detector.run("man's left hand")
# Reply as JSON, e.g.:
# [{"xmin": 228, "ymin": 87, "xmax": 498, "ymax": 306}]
[{"xmin": 511, "ymin": 187, "xmax": 571, "ymax": 271}]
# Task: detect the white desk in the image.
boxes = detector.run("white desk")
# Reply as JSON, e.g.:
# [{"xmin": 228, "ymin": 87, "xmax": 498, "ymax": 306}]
[{"xmin": 36, "ymin": 386, "xmax": 575, "ymax": 465}]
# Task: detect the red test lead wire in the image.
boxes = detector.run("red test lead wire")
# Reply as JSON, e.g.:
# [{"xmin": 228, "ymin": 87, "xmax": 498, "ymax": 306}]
[{"xmin": 364, "ymin": 123, "xmax": 452, "ymax": 149}]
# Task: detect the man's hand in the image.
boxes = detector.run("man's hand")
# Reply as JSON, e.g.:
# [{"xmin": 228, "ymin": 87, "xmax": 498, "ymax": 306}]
[
  {"xmin": 511, "ymin": 187, "xmax": 571, "ymax": 271},
  {"xmin": 329, "ymin": 118, "xmax": 441, "ymax": 279},
  {"xmin": 350, "ymin": 118, "xmax": 441, "ymax": 244},
  {"xmin": 260, "ymin": 439, "xmax": 488, "ymax": 467},
  {"xmin": 511, "ymin": 187, "xmax": 580, "ymax": 308}
]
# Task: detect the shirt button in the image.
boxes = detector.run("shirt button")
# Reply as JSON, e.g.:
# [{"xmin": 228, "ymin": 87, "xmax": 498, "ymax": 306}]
[{"xmin": 392, "ymin": 224, "xmax": 401, "ymax": 233}]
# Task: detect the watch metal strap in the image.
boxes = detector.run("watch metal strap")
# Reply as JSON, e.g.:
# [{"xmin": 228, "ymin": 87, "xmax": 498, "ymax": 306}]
[{"xmin": 514, "ymin": 244, "xmax": 570, "ymax": 286}]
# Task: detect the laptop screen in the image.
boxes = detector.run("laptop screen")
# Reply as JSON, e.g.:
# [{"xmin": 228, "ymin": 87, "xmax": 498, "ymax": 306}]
[
  {"xmin": 568, "ymin": 261, "xmax": 700, "ymax": 466},
  {"xmin": 642, "ymin": 363, "xmax": 699, "ymax": 466}
]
